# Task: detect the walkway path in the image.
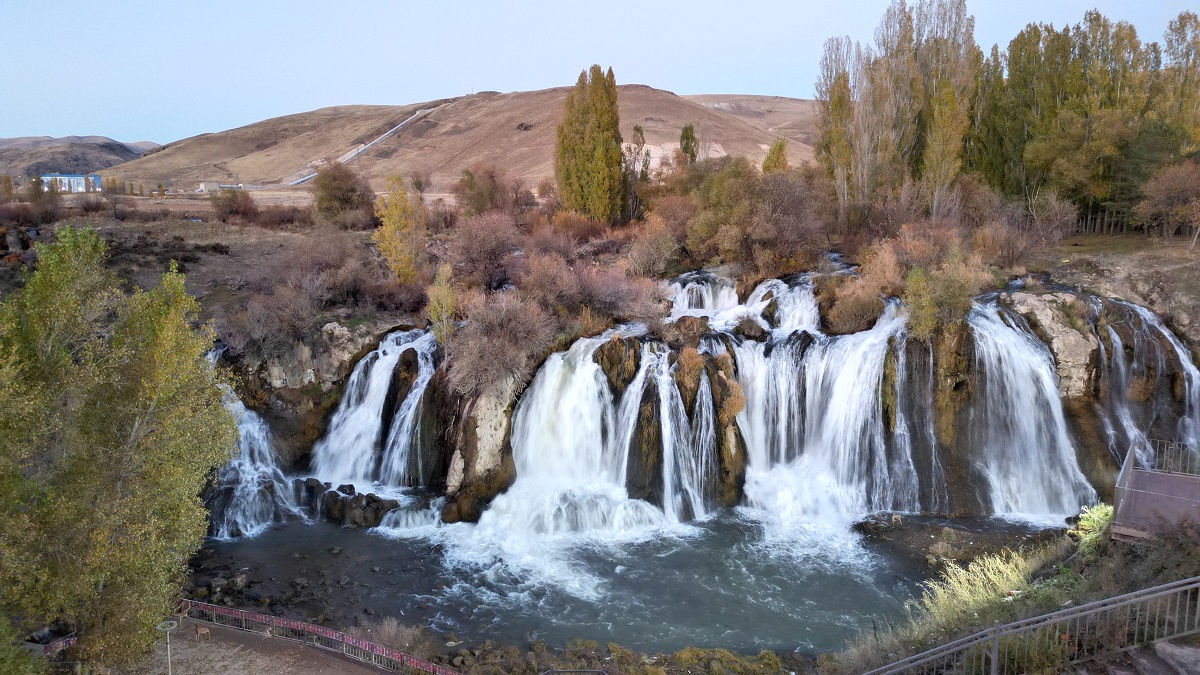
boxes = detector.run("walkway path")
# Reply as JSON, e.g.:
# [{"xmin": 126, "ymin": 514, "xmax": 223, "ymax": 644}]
[{"xmin": 118, "ymin": 617, "xmax": 381, "ymax": 675}]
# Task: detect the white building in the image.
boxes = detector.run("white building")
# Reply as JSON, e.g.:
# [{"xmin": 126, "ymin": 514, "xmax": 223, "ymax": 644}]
[{"xmin": 41, "ymin": 174, "xmax": 101, "ymax": 193}]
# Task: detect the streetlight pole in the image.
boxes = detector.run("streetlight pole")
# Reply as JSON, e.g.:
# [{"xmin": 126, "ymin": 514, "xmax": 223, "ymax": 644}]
[{"xmin": 155, "ymin": 620, "xmax": 178, "ymax": 675}]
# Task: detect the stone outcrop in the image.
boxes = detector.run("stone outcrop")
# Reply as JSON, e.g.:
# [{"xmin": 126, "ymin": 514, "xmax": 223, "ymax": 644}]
[
  {"xmin": 229, "ymin": 320, "xmax": 407, "ymax": 467},
  {"xmin": 440, "ymin": 376, "xmax": 519, "ymax": 524},
  {"xmin": 1005, "ymin": 292, "xmax": 1097, "ymax": 399},
  {"xmin": 263, "ymin": 321, "xmax": 400, "ymax": 391},
  {"xmin": 294, "ymin": 478, "xmax": 401, "ymax": 529},
  {"xmin": 594, "ymin": 336, "xmax": 642, "ymax": 397}
]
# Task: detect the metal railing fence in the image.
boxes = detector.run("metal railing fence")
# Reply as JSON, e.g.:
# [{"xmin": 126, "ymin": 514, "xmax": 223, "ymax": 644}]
[
  {"xmin": 184, "ymin": 600, "xmax": 460, "ymax": 675},
  {"xmin": 1144, "ymin": 439, "xmax": 1200, "ymax": 476},
  {"xmin": 864, "ymin": 575, "xmax": 1200, "ymax": 675}
]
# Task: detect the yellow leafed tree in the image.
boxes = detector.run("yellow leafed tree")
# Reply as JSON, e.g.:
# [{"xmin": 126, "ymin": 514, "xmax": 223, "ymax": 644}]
[{"xmin": 372, "ymin": 176, "xmax": 426, "ymax": 284}]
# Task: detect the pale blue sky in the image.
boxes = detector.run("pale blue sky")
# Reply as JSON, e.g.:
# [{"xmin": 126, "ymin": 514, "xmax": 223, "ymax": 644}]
[{"xmin": 0, "ymin": 1, "xmax": 1192, "ymax": 143}]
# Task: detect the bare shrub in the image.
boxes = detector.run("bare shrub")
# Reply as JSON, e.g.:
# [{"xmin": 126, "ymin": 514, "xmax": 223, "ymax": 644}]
[
  {"xmin": 954, "ymin": 174, "xmax": 1004, "ymax": 230},
  {"xmin": 447, "ymin": 212, "xmax": 520, "ymax": 289},
  {"xmin": 77, "ymin": 195, "xmax": 106, "ymax": 213},
  {"xmin": 452, "ymin": 165, "xmax": 507, "ymax": 216},
  {"xmin": 826, "ymin": 241, "xmax": 903, "ymax": 334},
  {"xmin": 255, "ymin": 205, "xmax": 312, "ymax": 229},
  {"xmin": 516, "ymin": 253, "xmax": 581, "ymax": 312},
  {"xmin": 210, "ymin": 188, "xmax": 258, "ymax": 222},
  {"xmin": 894, "ymin": 220, "xmax": 963, "ymax": 270},
  {"xmin": 0, "ymin": 203, "xmax": 37, "ymax": 227},
  {"xmin": 219, "ymin": 229, "xmax": 397, "ymax": 360},
  {"xmin": 576, "ymin": 267, "xmax": 664, "ymax": 323},
  {"xmin": 627, "ymin": 214, "xmax": 680, "ymax": 277},
  {"xmin": 552, "ymin": 211, "xmax": 608, "ymax": 242},
  {"xmin": 332, "ymin": 207, "xmax": 377, "ymax": 231},
  {"xmin": 347, "ymin": 616, "xmax": 436, "ymax": 661},
  {"xmin": 650, "ymin": 194, "xmax": 697, "ymax": 244},
  {"xmin": 424, "ymin": 197, "xmax": 456, "ymax": 234},
  {"xmin": 447, "ymin": 292, "xmax": 556, "ymax": 395},
  {"xmin": 312, "ymin": 161, "xmax": 374, "ymax": 223},
  {"xmin": 524, "ymin": 223, "xmax": 577, "ymax": 260}
]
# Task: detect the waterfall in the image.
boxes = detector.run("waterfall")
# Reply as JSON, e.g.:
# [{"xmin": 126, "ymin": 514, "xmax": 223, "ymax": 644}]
[
  {"xmin": 967, "ymin": 302, "xmax": 1096, "ymax": 517},
  {"xmin": 1123, "ymin": 303, "xmax": 1200, "ymax": 446},
  {"xmin": 310, "ymin": 329, "xmax": 437, "ymax": 489},
  {"xmin": 1096, "ymin": 318, "xmax": 1153, "ymax": 463},
  {"xmin": 479, "ymin": 330, "xmax": 666, "ymax": 535},
  {"xmin": 650, "ymin": 347, "xmax": 716, "ymax": 523},
  {"xmin": 379, "ymin": 333, "xmax": 438, "ymax": 486},
  {"xmin": 209, "ymin": 391, "xmax": 304, "ymax": 539},
  {"xmin": 668, "ymin": 272, "xmax": 739, "ymax": 313},
  {"xmin": 739, "ymin": 302, "xmax": 918, "ymax": 525}
]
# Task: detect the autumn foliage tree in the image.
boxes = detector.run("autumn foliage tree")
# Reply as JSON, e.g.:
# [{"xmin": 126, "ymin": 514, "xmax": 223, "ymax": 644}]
[
  {"xmin": 762, "ymin": 138, "xmax": 790, "ymax": 174},
  {"xmin": 555, "ymin": 64, "xmax": 623, "ymax": 223},
  {"xmin": 372, "ymin": 176, "xmax": 426, "ymax": 283},
  {"xmin": 0, "ymin": 228, "xmax": 236, "ymax": 670}
]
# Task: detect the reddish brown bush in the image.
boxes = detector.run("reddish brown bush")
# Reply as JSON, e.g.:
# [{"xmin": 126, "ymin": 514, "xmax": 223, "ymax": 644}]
[
  {"xmin": 210, "ymin": 188, "xmax": 258, "ymax": 222},
  {"xmin": 552, "ymin": 211, "xmax": 608, "ymax": 242},
  {"xmin": 447, "ymin": 212, "xmax": 521, "ymax": 289},
  {"xmin": 524, "ymin": 223, "xmax": 577, "ymax": 260},
  {"xmin": 516, "ymin": 253, "xmax": 581, "ymax": 312},
  {"xmin": 649, "ymin": 194, "xmax": 697, "ymax": 243},
  {"xmin": 254, "ymin": 205, "xmax": 313, "ymax": 228},
  {"xmin": 446, "ymin": 292, "xmax": 556, "ymax": 395}
]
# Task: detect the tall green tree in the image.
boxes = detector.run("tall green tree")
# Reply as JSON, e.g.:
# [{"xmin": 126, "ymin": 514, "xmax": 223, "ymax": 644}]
[
  {"xmin": 0, "ymin": 228, "xmax": 236, "ymax": 670},
  {"xmin": 679, "ymin": 123, "xmax": 699, "ymax": 164},
  {"xmin": 816, "ymin": 36, "xmax": 856, "ymax": 226},
  {"xmin": 555, "ymin": 64, "xmax": 624, "ymax": 223}
]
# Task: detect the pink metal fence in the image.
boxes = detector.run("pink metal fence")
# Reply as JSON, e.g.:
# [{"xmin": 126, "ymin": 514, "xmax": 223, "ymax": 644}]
[{"xmin": 184, "ymin": 600, "xmax": 460, "ymax": 675}]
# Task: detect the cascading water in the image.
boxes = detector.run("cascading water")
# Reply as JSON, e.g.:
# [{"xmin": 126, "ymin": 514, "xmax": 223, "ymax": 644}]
[
  {"xmin": 737, "ymin": 301, "xmax": 920, "ymax": 525},
  {"xmin": 208, "ymin": 393, "xmax": 304, "ymax": 539},
  {"xmin": 668, "ymin": 271, "xmax": 740, "ymax": 314},
  {"xmin": 478, "ymin": 329, "xmax": 665, "ymax": 536},
  {"xmin": 1124, "ymin": 303, "xmax": 1200, "ymax": 446},
  {"xmin": 651, "ymin": 347, "xmax": 716, "ymax": 523},
  {"xmin": 310, "ymin": 330, "xmax": 437, "ymax": 489},
  {"xmin": 379, "ymin": 332, "xmax": 438, "ymax": 486},
  {"xmin": 967, "ymin": 302, "xmax": 1096, "ymax": 517}
]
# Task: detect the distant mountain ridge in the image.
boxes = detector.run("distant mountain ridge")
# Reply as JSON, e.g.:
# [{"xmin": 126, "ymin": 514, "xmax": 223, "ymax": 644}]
[
  {"xmin": 101, "ymin": 85, "xmax": 818, "ymax": 192},
  {"xmin": 0, "ymin": 135, "xmax": 160, "ymax": 178}
]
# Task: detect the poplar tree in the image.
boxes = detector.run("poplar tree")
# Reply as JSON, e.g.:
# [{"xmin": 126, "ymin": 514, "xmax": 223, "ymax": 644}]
[
  {"xmin": 555, "ymin": 65, "xmax": 623, "ymax": 223},
  {"xmin": 816, "ymin": 36, "xmax": 855, "ymax": 226},
  {"xmin": 0, "ymin": 228, "xmax": 236, "ymax": 669},
  {"xmin": 372, "ymin": 176, "xmax": 426, "ymax": 284},
  {"xmin": 679, "ymin": 124, "xmax": 698, "ymax": 164}
]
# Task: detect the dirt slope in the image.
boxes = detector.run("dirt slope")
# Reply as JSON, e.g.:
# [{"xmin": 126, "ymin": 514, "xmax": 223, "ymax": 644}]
[
  {"xmin": 104, "ymin": 86, "xmax": 817, "ymax": 194},
  {"xmin": 683, "ymin": 94, "xmax": 819, "ymax": 163}
]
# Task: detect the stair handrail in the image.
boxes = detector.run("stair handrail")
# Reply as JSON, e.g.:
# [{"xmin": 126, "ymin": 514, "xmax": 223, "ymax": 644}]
[{"xmin": 864, "ymin": 575, "xmax": 1200, "ymax": 675}]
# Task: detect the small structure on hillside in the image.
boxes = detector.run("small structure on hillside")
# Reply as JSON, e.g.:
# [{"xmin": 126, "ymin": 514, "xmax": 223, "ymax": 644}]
[{"xmin": 40, "ymin": 174, "xmax": 101, "ymax": 193}]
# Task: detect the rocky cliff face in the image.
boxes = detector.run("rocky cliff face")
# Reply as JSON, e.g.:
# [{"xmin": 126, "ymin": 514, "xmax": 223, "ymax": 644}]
[
  {"xmin": 440, "ymin": 376, "xmax": 519, "ymax": 524},
  {"xmin": 1005, "ymin": 292, "xmax": 1098, "ymax": 399},
  {"xmin": 232, "ymin": 320, "xmax": 403, "ymax": 466}
]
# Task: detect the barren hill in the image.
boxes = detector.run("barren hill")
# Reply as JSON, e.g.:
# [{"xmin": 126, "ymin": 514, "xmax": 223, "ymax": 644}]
[
  {"xmin": 0, "ymin": 136, "xmax": 157, "ymax": 178},
  {"xmin": 104, "ymin": 85, "xmax": 817, "ymax": 194}
]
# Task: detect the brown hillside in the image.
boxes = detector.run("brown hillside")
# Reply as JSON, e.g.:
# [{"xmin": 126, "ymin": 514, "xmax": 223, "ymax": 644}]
[
  {"xmin": 683, "ymin": 94, "xmax": 819, "ymax": 163},
  {"xmin": 104, "ymin": 86, "xmax": 817, "ymax": 194},
  {"xmin": 0, "ymin": 136, "xmax": 150, "ymax": 178}
]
